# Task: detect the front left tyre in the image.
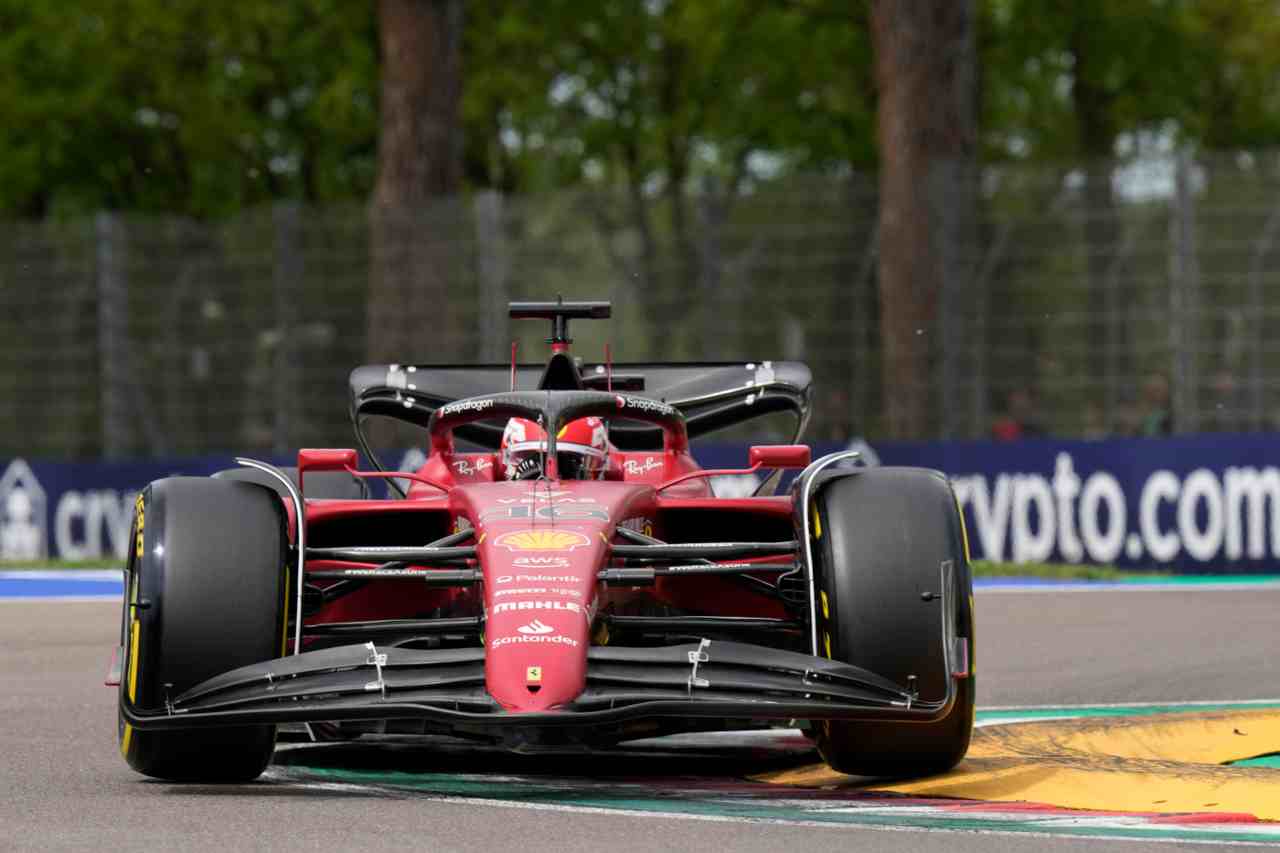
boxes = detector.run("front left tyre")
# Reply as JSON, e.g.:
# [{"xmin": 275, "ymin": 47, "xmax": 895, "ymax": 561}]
[
  {"xmin": 118, "ymin": 477, "xmax": 290, "ymax": 782},
  {"xmin": 807, "ymin": 467, "xmax": 976, "ymax": 778}
]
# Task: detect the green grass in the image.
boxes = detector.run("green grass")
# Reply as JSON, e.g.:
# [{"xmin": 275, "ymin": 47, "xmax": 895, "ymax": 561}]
[{"xmin": 972, "ymin": 560, "xmax": 1166, "ymax": 580}]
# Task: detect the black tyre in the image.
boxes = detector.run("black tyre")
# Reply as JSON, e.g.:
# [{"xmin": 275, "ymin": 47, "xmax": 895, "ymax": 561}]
[
  {"xmin": 809, "ymin": 466, "xmax": 975, "ymax": 777},
  {"xmin": 118, "ymin": 477, "xmax": 289, "ymax": 782},
  {"xmin": 213, "ymin": 465, "xmax": 366, "ymax": 500}
]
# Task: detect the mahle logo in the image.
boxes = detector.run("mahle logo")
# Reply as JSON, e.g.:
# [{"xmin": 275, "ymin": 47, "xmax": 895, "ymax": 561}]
[{"xmin": 490, "ymin": 600, "xmax": 582, "ymax": 616}]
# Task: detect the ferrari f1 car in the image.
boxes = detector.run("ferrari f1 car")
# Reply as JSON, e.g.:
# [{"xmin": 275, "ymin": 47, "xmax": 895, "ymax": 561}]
[{"xmin": 113, "ymin": 300, "xmax": 974, "ymax": 782}]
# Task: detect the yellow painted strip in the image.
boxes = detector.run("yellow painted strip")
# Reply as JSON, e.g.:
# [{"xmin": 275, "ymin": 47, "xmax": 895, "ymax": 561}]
[
  {"xmin": 1031, "ymin": 711, "xmax": 1280, "ymax": 764},
  {"xmin": 759, "ymin": 711, "xmax": 1280, "ymax": 819}
]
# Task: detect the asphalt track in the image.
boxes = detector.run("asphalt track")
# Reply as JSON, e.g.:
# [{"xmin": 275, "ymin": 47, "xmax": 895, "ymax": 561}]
[{"xmin": 1, "ymin": 585, "xmax": 1278, "ymax": 851}]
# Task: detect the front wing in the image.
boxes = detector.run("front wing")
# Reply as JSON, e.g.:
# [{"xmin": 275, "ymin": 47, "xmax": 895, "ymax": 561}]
[{"xmin": 120, "ymin": 639, "xmax": 957, "ymax": 740}]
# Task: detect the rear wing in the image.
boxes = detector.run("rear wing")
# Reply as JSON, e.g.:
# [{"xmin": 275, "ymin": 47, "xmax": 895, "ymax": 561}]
[{"xmin": 349, "ymin": 361, "xmax": 812, "ymax": 451}]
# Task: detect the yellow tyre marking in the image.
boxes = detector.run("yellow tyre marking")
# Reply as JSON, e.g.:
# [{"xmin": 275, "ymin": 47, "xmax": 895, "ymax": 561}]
[
  {"xmin": 123, "ymin": 493, "xmax": 147, "ymax": 759},
  {"xmin": 823, "ymin": 632, "xmax": 832, "ymax": 659},
  {"xmin": 954, "ymin": 494, "xmax": 971, "ymax": 564},
  {"xmin": 126, "ymin": 617, "xmax": 140, "ymax": 702},
  {"xmin": 811, "ymin": 502, "xmax": 821, "ymax": 539},
  {"xmin": 820, "ymin": 591, "xmax": 829, "ymax": 619},
  {"xmin": 122, "ymin": 615, "xmax": 140, "ymax": 756},
  {"xmin": 134, "ymin": 493, "xmax": 145, "ymax": 558}
]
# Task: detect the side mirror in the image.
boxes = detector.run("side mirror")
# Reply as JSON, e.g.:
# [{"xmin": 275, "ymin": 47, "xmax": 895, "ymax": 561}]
[
  {"xmin": 748, "ymin": 445, "xmax": 811, "ymax": 469},
  {"xmin": 297, "ymin": 448, "xmax": 358, "ymax": 494}
]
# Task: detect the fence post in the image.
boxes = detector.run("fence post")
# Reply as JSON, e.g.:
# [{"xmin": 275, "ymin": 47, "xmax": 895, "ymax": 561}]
[
  {"xmin": 1168, "ymin": 150, "xmax": 1200, "ymax": 434},
  {"xmin": 273, "ymin": 202, "xmax": 302, "ymax": 455},
  {"xmin": 96, "ymin": 212, "xmax": 131, "ymax": 459},
  {"xmin": 968, "ymin": 231, "xmax": 989, "ymax": 439},
  {"xmin": 474, "ymin": 191, "xmax": 509, "ymax": 360},
  {"xmin": 849, "ymin": 205, "xmax": 878, "ymax": 439},
  {"xmin": 1246, "ymin": 195, "xmax": 1280, "ymax": 430}
]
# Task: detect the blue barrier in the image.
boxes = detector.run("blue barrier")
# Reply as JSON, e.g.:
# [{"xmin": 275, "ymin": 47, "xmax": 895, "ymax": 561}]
[
  {"xmin": 0, "ymin": 455, "xmax": 252, "ymax": 562},
  {"xmin": 870, "ymin": 435, "xmax": 1280, "ymax": 574},
  {"xmin": 3, "ymin": 435, "xmax": 1277, "ymax": 572}
]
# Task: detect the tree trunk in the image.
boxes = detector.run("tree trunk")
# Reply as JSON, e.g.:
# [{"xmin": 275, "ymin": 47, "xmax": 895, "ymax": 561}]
[
  {"xmin": 368, "ymin": 0, "xmax": 464, "ymax": 366},
  {"xmin": 871, "ymin": 0, "xmax": 976, "ymax": 439},
  {"xmin": 1069, "ymin": 15, "xmax": 1121, "ymax": 424}
]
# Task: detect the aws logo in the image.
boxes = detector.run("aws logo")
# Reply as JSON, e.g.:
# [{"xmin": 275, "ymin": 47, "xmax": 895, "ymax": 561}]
[{"xmin": 512, "ymin": 556, "xmax": 570, "ymax": 568}]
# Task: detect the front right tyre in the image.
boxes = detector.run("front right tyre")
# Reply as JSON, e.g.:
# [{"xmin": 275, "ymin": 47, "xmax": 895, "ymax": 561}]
[{"xmin": 119, "ymin": 477, "xmax": 289, "ymax": 782}]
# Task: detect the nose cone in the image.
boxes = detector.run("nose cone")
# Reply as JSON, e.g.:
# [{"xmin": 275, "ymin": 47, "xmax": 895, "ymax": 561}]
[
  {"xmin": 480, "ymin": 529, "xmax": 602, "ymax": 711},
  {"xmin": 458, "ymin": 480, "xmax": 653, "ymax": 713}
]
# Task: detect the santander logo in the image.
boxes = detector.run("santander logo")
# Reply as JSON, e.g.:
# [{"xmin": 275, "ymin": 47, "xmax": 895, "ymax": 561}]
[{"xmin": 516, "ymin": 619, "xmax": 554, "ymax": 635}]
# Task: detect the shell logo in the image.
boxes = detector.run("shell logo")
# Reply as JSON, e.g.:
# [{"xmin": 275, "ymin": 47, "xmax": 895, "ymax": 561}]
[{"xmin": 495, "ymin": 529, "xmax": 591, "ymax": 552}]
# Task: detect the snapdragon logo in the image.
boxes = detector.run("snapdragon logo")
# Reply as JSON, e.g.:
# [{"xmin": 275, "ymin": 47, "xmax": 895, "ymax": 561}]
[
  {"xmin": 438, "ymin": 398, "xmax": 496, "ymax": 417},
  {"xmin": 951, "ymin": 452, "xmax": 1280, "ymax": 565}
]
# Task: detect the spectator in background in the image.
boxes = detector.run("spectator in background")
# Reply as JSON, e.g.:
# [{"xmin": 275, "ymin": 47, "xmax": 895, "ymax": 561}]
[
  {"xmin": 991, "ymin": 387, "xmax": 1046, "ymax": 441},
  {"xmin": 1136, "ymin": 373, "xmax": 1172, "ymax": 436},
  {"xmin": 1205, "ymin": 369, "xmax": 1247, "ymax": 433},
  {"xmin": 1081, "ymin": 401, "xmax": 1109, "ymax": 439}
]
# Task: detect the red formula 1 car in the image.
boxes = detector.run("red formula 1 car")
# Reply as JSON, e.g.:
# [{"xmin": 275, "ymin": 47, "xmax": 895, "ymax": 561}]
[{"xmin": 113, "ymin": 300, "xmax": 974, "ymax": 782}]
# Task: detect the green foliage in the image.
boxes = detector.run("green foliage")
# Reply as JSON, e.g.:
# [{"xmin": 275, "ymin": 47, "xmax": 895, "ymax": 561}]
[
  {"xmin": 981, "ymin": 0, "xmax": 1280, "ymax": 160},
  {"xmin": 0, "ymin": 0, "xmax": 377, "ymax": 218},
  {"xmin": 463, "ymin": 0, "xmax": 875, "ymax": 193},
  {"xmin": 4, "ymin": 0, "xmax": 1280, "ymax": 219}
]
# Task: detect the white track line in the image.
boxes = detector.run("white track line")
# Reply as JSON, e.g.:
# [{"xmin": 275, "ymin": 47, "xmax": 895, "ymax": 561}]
[{"xmin": 264, "ymin": 771, "xmax": 1280, "ymax": 847}]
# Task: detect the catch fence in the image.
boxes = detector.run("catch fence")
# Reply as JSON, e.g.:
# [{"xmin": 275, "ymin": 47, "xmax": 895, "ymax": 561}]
[{"xmin": 3, "ymin": 150, "xmax": 1280, "ymax": 459}]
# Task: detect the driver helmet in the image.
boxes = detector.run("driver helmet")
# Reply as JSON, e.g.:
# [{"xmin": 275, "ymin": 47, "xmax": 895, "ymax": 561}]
[{"xmin": 500, "ymin": 417, "xmax": 608, "ymax": 481}]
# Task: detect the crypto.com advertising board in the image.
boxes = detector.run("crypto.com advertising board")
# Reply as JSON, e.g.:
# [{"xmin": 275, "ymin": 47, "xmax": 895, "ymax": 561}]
[
  {"xmin": 870, "ymin": 434, "xmax": 1280, "ymax": 574},
  {"xmin": 3, "ymin": 435, "xmax": 1279, "ymax": 572}
]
